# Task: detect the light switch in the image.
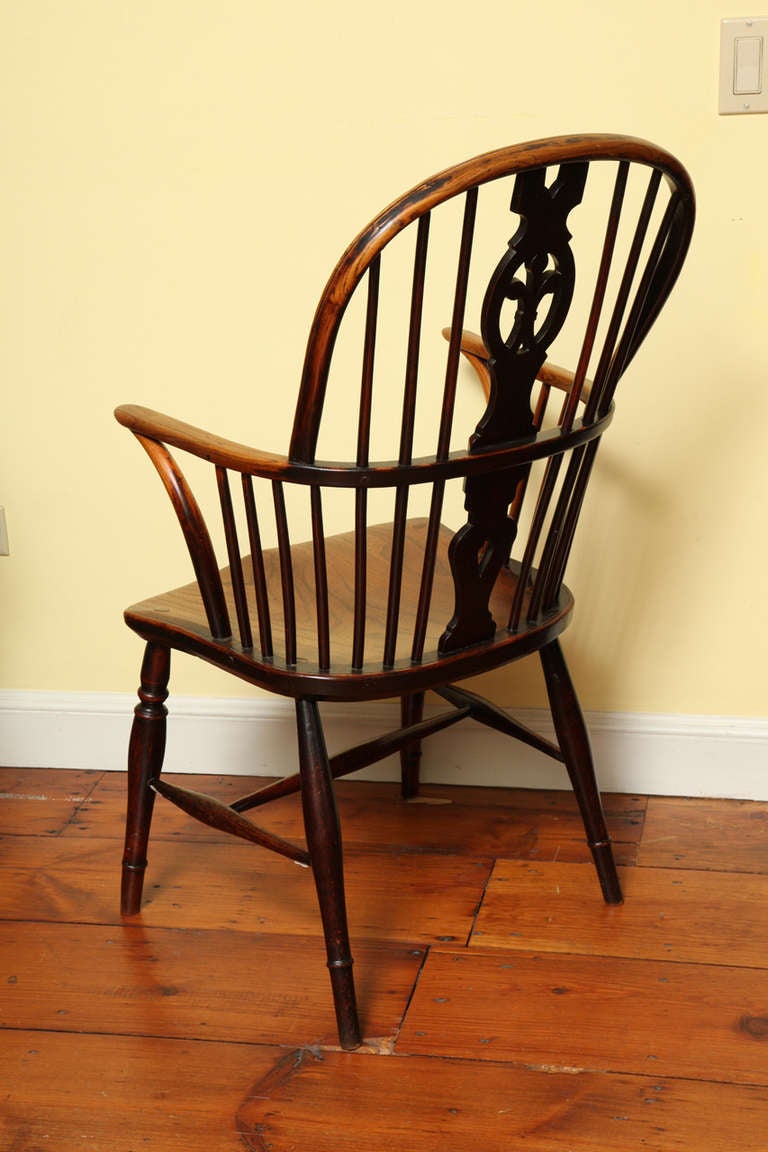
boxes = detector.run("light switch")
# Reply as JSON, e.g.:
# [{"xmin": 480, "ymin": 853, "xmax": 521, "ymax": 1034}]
[
  {"xmin": 734, "ymin": 36, "xmax": 762, "ymax": 94},
  {"xmin": 720, "ymin": 17, "xmax": 768, "ymax": 113}
]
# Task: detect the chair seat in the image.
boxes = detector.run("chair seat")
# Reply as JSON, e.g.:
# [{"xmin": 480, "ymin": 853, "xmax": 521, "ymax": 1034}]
[
  {"xmin": 117, "ymin": 138, "xmax": 694, "ymax": 1049},
  {"xmin": 125, "ymin": 518, "xmax": 573, "ymax": 700}
]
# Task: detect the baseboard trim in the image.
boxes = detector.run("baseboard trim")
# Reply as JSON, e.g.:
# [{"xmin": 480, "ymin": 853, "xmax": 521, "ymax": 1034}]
[{"xmin": 1, "ymin": 690, "xmax": 766, "ymax": 799}]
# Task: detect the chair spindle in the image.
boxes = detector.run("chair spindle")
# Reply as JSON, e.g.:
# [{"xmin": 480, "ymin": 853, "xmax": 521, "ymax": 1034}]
[
  {"xmin": 400, "ymin": 213, "xmax": 431, "ymax": 465},
  {"xmin": 311, "ymin": 486, "xmax": 331, "ymax": 671},
  {"xmin": 216, "ymin": 466, "xmax": 253, "ymax": 649},
  {"xmin": 586, "ymin": 169, "xmax": 663, "ymax": 423},
  {"xmin": 410, "ymin": 480, "xmax": 446, "ymax": 662},
  {"xmin": 117, "ymin": 137, "xmax": 695, "ymax": 1053},
  {"xmin": 356, "ymin": 258, "xmax": 380, "ymax": 468},
  {"xmin": 272, "ymin": 479, "xmax": 297, "ymax": 666},
  {"xmin": 383, "ymin": 485, "xmax": 410, "ymax": 668},
  {"xmin": 596, "ymin": 190, "xmax": 684, "ymax": 418},
  {"xmin": 385, "ymin": 213, "xmax": 432, "ymax": 668},
  {"xmin": 560, "ymin": 161, "xmax": 629, "ymax": 434},
  {"xmin": 242, "ymin": 474, "xmax": 274, "ymax": 659},
  {"xmin": 351, "ymin": 261, "xmax": 381, "ymax": 671},
  {"xmin": 437, "ymin": 188, "xmax": 478, "ymax": 461}
]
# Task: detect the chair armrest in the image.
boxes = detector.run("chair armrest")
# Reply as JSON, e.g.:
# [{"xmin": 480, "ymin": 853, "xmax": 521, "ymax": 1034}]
[
  {"xmin": 115, "ymin": 404, "xmax": 291, "ymax": 478},
  {"xmin": 115, "ymin": 404, "xmax": 296, "ymax": 641},
  {"xmin": 442, "ymin": 328, "xmax": 592, "ymax": 405}
]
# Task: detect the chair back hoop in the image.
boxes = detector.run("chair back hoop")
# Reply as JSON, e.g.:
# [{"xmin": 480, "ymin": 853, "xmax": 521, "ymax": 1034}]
[
  {"xmin": 291, "ymin": 134, "xmax": 693, "ymax": 461},
  {"xmin": 282, "ymin": 135, "xmax": 693, "ymax": 660},
  {"xmin": 122, "ymin": 135, "xmax": 693, "ymax": 676}
]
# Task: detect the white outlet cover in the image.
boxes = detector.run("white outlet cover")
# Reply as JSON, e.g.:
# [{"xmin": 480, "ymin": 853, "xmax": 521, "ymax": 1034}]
[{"xmin": 720, "ymin": 17, "xmax": 768, "ymax": 114}]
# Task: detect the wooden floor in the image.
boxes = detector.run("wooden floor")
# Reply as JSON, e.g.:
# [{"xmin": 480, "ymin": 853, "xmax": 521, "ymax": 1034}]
[{"xmin": 2, "ymin": 765, "xmax": 768, "ymax": 1150}]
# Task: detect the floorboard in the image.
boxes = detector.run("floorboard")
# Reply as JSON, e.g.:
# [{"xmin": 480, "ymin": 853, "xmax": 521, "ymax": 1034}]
[
  {"xmin": 2, "ymin": 766, "xmax": 767, "ymax": 1149},
  {"xmin": 0, "ymin": 1030, "xmax": 280, "ymax": 1152},
  {"xmin": 59, "ymin": 771, "xmax": 645, "ymax": 863},
  {"xmin": 639, "ymin": 796, "xmax": 768, "ymax": 873},
  {"xmin": 0, "ymin": 768, "xmax": 102, "ymax": 836},
  {"xmin": 1, "ymin": 921, "xmax": 420, "ymax": 1047},
  {"xmin": 0, "ymin": 834, "xmax": 490, "ymax": 943},
  {"xmin": 397, "ymin": 947, "xmax": 768, "ymax": 1085},
  {"xmin": 472, "ymin": 858, "xmax": 768, "ymax": 966},
  {"xmin": 237, "ymin": 1049, "xmax": 768, "ymax": 1152}
]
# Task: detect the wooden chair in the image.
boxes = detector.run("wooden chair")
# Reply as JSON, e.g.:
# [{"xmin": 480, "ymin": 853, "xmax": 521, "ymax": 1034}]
[{"xmin": 116, "ymin": 134, "xmax": 694, "ymax": 1050}]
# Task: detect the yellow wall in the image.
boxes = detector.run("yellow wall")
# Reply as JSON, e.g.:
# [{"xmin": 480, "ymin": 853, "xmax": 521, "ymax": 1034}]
[{"xmin": 2, "ymin": 1, "xmax": 766, "ymax": 715}]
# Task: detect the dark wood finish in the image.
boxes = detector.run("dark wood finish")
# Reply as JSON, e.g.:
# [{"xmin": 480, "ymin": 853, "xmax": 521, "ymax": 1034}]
[
  {"xmin": 540, "ymin": 638, "xmax": 622, "ymax": 903},
  {"xmin": 437, "ymin": 681, "xmax": 564, "ymax": 761},
  {"xmin": 230, "ymin": 701, "xmax": 469, "ymax": 814},
  {"xmin": 117, "ymin": 399, "xmax": 614, "ymax": 494},
  {"xmin": 151, "ymin": 776, "xmax": 311, "ymax": 865},
  {"xmin": 399, "ymin": 690, "xmax": 425, "ymax": 799},
  {"xmin": 439, "ymin": 164, "xmax": 587, "ymax": 654},
  {"xmin": 445, "ymin": 327, "xmax": 594, "ymax": 407},
  {"xmin": 4, "ymin": 772, "xmax": 768, "ymax": 1150},
  {"xmin": 120, "ymin": 642, "xmax": 169, "ymax": 915},
  {"xmin": 295, "ymin": 698, "xmax": 360, "ymax": 1050},
  {"xmin": 121, "ymin": 518, "xmax": 575, "ymax": 699},
  {"xmin": 242, "ymin": 474, "xmax": 274, "ymax": 658},
  {"xmin": 114, "ymin": 135, "xmax": 694, "ymax": 1045},
  {"xmin": 61, "ymin": 771, "xmax": 647, "ymax": 863}
]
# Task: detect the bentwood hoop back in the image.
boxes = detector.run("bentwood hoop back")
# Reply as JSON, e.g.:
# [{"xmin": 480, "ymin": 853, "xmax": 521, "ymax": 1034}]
[{"xmin": 116, "ymin": 135, "xmax": 694, "ymax": 1050}]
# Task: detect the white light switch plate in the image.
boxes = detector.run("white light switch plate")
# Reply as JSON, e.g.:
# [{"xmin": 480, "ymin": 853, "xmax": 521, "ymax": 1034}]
[{"xmin": 720, "ymin": 17, "xmax": 768, "ymax": 113}]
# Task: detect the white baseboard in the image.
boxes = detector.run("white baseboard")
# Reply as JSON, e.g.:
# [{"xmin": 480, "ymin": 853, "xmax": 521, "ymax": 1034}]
[{"xmin": 1, "ymin": 689, "xmax": 766, "ymax": 800}]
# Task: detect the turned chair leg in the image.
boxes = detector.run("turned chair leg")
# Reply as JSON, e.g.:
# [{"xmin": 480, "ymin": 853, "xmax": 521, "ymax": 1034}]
[
  {"xmin": 540, "ymin": 639, "xmax": 623, "ymax": 905},
  {"xmin": 296, "ymin": 698, "xmax": 361, "ymax": 1051},
  {"xmin": 121, "ymin": 642, "xmax": 170, "ymax": 916},
  {"xmin": 400, "ymin": 691, "xmax": 425, "ymax": 799}
]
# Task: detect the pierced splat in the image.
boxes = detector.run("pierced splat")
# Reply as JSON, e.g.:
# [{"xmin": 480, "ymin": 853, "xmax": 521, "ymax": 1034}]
[
  {"xmin": 440, "ymin": 163, "xmax": 588, "ymax": 655},
  {"xmin": 115, "ymin": 137, "xmax": 694, "ymax": 1053}
]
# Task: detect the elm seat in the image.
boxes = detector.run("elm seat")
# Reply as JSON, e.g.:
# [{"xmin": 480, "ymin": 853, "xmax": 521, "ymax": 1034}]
[
  {"xmin": 124, "ymin": 520, "xmax": 573, "ymax": 695},
  {"xmin": 116, "ymin": 134, "xmax": 694, "ymax": 1050}
]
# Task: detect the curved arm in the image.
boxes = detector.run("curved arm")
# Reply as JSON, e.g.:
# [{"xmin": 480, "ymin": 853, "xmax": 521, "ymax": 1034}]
[
  {"xmin": 117, "ymin": 400, "xmax": 611, "ymax": 492},
  {"xmin": 442, "ymin": 328, "xmax": 593, "ymax": 406},
  {"xmin": 116, "ymin": 404, "xmax": 292, "ymax": 478},
  {"xmin": 133, "ymin": 435, "xmax": 231, "ymax": 640}
]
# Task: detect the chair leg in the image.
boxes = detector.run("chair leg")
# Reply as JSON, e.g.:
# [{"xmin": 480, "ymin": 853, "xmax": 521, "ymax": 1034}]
[
  {"xmin": 400, "ymin": 691, "xmax": 425, "ymax": 799},
  {"xmin": 296, "ymin": 698, "xmax": 361, "ymax": 1051},
  {"xmin": 121, "ymin": 642, "xmax": 170, "ymax": 916},
  {"xmin": 539, "ymin": 640, "xmax": 623, "ymax": 905}
]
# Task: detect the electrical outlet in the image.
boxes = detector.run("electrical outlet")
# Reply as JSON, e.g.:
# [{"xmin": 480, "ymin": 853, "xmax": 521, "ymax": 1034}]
[{"xmin": 0, "ymin": 507, "xmax": 9, "ymax": 555}]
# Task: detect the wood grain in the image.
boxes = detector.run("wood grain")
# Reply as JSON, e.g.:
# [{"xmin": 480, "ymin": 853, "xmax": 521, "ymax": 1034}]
[
  {"xmin": 112, "ymin": 136, "xmax": 694, "ymax": 1047},
  {"xmin": 0, "ymin": 834, "xmax": 489, "ymax": 943},
  {"xmin": 1, "ymin": 1030, "xmax": 280, "ymax": 1152},
  {"xmin": 4, "ymin": 766, "xmax": 768, "ymax": 1149},
  {"xmin": 57, "ymin": 770, "xmax": 276, "ymax": 840},
  {"xmin": 57, "ymin": 770, "xmax": 645, "ymax": 863},
  {"xmin": 397, "ymin": 947, "xmax": 768, "ymax": 1085},
  {"xmin": 238, "ymin": 1048, "xmax": 768, "ymax": 1152},
  {"xmin": 471, "ymin": 859, "xmax": 768, "ymax": 966},
  {"xmin": 639, "ymin": 797, "xmax": 768, "ymax": 873},
  {"xmin": 0, "ymin": 921, "xmax": 421, "ymax": 1047},
  {"xmin": 0, "ymin": 768, "xmax": 102, "ymax": 836}
]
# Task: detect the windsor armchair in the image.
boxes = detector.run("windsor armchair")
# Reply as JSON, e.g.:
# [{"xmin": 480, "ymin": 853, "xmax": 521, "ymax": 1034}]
[{"xmin": 116, "ymin": 134, "xmax": 694, "ymax": 1050}]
